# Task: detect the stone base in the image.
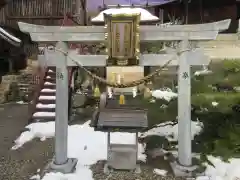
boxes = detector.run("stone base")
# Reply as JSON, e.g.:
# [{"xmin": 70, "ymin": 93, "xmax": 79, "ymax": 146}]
[
  {"xmin": 170, "ymin": 160, "xmax": 198, "ymax": 177},
  {"xmin": 103, "ymin": 163, "xmax": 141, "ymax": 175},
  {"xmin": 47, "ymin": 158, "xmax": 78, "ymax": 174}
]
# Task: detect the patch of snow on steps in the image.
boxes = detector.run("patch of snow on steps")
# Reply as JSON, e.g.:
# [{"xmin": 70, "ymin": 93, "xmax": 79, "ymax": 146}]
[
  {"xmin": 44, "ymin": 82, "xmax": 55, "ymax": 85},
  {"xmin": 41, "ymin": 89, "xmax": 56, "ymax": 92},
  {"xmin": 39, "ymin": 96, "xmax": 56, "ymax": 100},
  {"xmin": 33, "ymin": 112, "xmax": 55, "ymax": 117},
  {"xmin": 36, "ymin": 103, "xmax": 56, "ymax": 108}
]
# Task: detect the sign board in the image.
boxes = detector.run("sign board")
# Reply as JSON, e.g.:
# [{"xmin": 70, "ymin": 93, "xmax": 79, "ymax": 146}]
[{"xmin": 104, "ymin": 13, "xmax": 140, "ymax": 66}]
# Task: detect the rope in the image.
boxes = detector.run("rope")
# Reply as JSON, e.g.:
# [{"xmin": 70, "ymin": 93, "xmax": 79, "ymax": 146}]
[
  {"xmin": 51, "ymin": 47, "xmax": 190, "ymax": 88},
  {"xmin": 54, "ymin": 14, "xmax": 179, "ymax": 88}
]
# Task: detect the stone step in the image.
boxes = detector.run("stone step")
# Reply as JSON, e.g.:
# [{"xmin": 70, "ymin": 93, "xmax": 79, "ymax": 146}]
[
  {"xmin": 40, "ymin": 88, "xmax": 56, "ymax": 93},
  {"xmin": 37, "ymin": 98, "xmax": 55, "ymax": 104},
  {"xmin": 45, "ymin": 73, "xmax": 56, "ymax": 79},
  {"xmin": 31, "ymin": 116, "xmax": 55, "ymax": 122},
  {"xmin": 43, "ymin": 83, "xmax": 56, "ymax": 89},
  {"xmin": 44, "ymin": 76, "xmax": 56, "ymax": 83},
  {"xmin": 35, "ymin": 107, "xmax": 55, "ymax": 112},
  {"xmin": 35, "ymin": 103, "xmax": 55, "ymax": 112},
  {"xmin": 40, "ymin": 91, "xmax": 56, "ymax": 96}
]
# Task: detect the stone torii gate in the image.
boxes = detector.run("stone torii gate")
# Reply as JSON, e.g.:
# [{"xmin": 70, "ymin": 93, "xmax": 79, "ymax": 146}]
[{"xmin": 18, "ymin": 9, "xmax": 230, "ymax": 175}]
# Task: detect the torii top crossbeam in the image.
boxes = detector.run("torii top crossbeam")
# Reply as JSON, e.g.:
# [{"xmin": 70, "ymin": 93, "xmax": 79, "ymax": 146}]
[{"xmin": 18, "ymin": 6, "xmax": 230, "ymax": 42}]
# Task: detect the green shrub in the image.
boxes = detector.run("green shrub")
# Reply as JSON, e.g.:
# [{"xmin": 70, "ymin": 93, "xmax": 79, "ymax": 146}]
[
  {"xmin": 193, "ymin": 111, "xmax": 240, "ymax": 160},
  {"xmin": 192, "ymin": 93, "xmax": 240, "ymax": 113}
]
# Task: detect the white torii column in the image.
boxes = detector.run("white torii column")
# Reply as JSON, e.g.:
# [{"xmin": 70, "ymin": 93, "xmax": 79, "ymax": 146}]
[
  {"xmin": 177, "ymin": 39, "xmax": 192, "ymax": 167},
  {"xmin": 49, "ymin": 41, "xmax": 78, "ymax": 173},
  {"xmin": 166, "ymin": 44, "xmax": 209, "ymax": 169}
]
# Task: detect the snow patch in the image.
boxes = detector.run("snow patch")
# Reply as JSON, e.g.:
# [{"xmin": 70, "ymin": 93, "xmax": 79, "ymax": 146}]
[
  {"xmin": 92, "ymin": 7, "xmax": 159, "ymax": 22},
  {"xmin": 41, "ymin": 89, "xmax": 56, "ymax": 92},
  {"xmin": 212, "ymin": 101, "xmax": 219, "ymax": 107},
  {"xmin": 153, "ymin": 168, "xmax": 167, "ymax": 176},
  {"xmin": 33, "ymin": 112, "xmax": 55, "ymax": 117},
  {"xmin": 39, "ymin": 96, "xmax": 56, "ymax": 100},
  {"xmin": 12, "ymin": 121, "xmax": 146, "ymax": 180},
  {"xmin": 36, "ymin": 103, "xmax": 56, "ymax": 109},
  {"xmin": 16, "ymin": 101, "xmax": 28, "ymax": 104},
  {"xmin": 44, "ymin": 82, "xmax": 55, "ymax": 85},
  {"xmin": 151, "ymin": 89, "xmax": 177, "ymax": 102},
  {"xmin": 204, "ymin": 156, "xmax": 240, "ymax": 180},
  {"xmin": 141, "ymin": 121, "xmax": 203, "ymax": 142}
]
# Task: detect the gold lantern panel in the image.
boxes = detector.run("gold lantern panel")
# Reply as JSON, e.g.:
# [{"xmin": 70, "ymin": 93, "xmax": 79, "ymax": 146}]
[{"xmin": 104, "ymin": 13, "xmax": 140, "ymax": 66}]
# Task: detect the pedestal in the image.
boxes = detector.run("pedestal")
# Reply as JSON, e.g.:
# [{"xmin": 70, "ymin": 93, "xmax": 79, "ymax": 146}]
[
  {"xmin": 170, "ymin": 160, "xmax": 198, "ymax": 177},
  {"xmin": 48, "ymin": 158, "xmax": 78, "ymax": 174}
]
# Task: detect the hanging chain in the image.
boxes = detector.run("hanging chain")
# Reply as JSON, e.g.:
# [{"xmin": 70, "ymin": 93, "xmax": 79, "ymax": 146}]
[{"xmin": 50, "ymin": 47, "xmax": 190, "ymax": 88}]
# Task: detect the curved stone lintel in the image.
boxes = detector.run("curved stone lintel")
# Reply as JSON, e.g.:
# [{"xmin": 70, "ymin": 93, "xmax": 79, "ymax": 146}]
[
  {"xmin": 142, "ymin": 19, "xmax": 231, "ymax": 32},
  {"xmin": 18, "ymin": 22, "xmax": 106, "ymax": 33},
  {"xmin": 18, "ymin": 19, "xmax": 231, "ymax": 34}
]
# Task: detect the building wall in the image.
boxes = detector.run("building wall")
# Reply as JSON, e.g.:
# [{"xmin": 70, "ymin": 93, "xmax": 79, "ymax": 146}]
[
  {"xmin": 157, "ymin": 0, "xmax": 238, "ymax": 33},
  {"xmin": 0, "ymin": 0, "xmax": 77, "ymax": 28}
]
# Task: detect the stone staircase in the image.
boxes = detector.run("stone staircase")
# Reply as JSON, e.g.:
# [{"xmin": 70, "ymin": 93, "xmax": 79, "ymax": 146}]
[
  {"xmin": 0, "ymin": 75, "xmax": 19, "ymax": 103},
  {"xmin": 30, "ymin": 68, "xmax": 56, "ymax": 122},
  {"xmin": 0, "ymin": 83, "xmax": 10, "ymax": 103}
]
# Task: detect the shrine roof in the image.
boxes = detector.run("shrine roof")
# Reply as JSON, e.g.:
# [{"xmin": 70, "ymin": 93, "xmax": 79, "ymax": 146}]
[
  {"xmin": 91, "ymin": 7, "xmax": 159, "ymax": 22},
  {"xmin": 0, "ymin": 26, "xmax": 21, "ymax": 46}
]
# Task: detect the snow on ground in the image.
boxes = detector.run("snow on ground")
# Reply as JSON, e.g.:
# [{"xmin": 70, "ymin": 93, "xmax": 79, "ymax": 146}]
[
  {"xmin": 11, "ymin": 93, "xmax": 240, "ymax": 180},
  {"xmin": 142, "ymin": 120, "xmax": 240, "ymax": 180},
  {"xmin": 151, "ymin": 89, "xmax": 177, "ymax": 102},
  {"xmin": 203, "ymin": 156, "xmax": 240, "ymax": 180},
  {"xmin": 194, "ymin": 66, "xmax": 213, "ymax": 76},
  {"xmin": 153, "ymin": 168, "xmax": 167, "ymax": 176},
  {"xmin": 141, "ymin": 120, "xmax": 203, "ymax": 142},
  {"xmin": 12, "ymin": 121, "xmax": 145, "ymax": 180},
  {"xmin": 211, "ymin": 101, "xmax": 219, "ymax": 107},
  {"xmin": 16, "ymin": 100, "xmax": 28, "ymax": 104}
]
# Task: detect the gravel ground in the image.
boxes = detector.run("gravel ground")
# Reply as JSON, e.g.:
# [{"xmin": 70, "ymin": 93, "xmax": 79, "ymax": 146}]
[
  {"xmin": 0, "ymin": 102, "xmax": 188, "ymax": 180},
  {"xmin": 0, "ymin": 103, "xmax": 54, "ymax": 180}
]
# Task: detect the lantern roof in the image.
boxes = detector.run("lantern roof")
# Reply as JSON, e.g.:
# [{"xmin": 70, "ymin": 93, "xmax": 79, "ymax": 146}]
[{"xmin": 91, "ymin": 7, "xmax": 159, "ymax": 23}]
